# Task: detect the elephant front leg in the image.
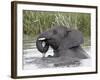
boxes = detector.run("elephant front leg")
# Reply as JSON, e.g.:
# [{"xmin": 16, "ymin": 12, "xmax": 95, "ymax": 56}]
[{"xmin": 53, "ymin": 50, "xmax": 60, "ymax": 57}]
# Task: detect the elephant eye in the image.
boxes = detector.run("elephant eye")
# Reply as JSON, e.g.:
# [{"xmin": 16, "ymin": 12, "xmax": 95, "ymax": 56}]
[{"xmin": 53, "ymin": 30, "xmax": 57, "ymax": 34}]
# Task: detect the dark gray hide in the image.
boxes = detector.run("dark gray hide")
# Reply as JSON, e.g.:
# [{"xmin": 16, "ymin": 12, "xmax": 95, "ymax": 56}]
[{"xmin": 36, "ymin": 26, "xmax": 89, "ymax": 59}]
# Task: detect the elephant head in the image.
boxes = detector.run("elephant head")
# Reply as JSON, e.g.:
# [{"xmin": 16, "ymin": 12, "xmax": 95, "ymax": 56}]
[{"xmin": 36, "ymin": 26, "xmax": 84, "ymax": 57}]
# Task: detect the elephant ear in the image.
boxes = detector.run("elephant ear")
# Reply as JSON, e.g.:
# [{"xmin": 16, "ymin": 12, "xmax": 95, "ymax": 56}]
[{"xmin": 36, "ymin": 38, "xmax": 49, "ymax": 53}]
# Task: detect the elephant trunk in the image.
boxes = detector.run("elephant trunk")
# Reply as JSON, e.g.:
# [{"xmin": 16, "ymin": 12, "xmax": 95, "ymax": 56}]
[{"xmin": 36, "ymin": 36, "xmax": 49, "ymax": 54}]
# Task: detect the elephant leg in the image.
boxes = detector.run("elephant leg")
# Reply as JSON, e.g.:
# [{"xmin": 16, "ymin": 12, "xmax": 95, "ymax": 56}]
[{"xmin": 70, "ymin": 46, "xmax": 90, "ymax": 59}]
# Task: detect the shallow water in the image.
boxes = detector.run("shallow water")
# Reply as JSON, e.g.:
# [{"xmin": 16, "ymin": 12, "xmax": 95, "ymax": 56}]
[{"xmin": 23, "ymin": 46, "xmax": 91, "ymax": 70}]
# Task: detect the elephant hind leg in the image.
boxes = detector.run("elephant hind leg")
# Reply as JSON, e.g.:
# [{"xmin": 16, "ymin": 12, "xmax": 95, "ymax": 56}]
[
  {"xmin": 57, "ymin": 46, "xmax": 89, "ymax": 59},
  {"xmin": 70, "ymin": 46, "xmax": 90, "ymax": 59}
]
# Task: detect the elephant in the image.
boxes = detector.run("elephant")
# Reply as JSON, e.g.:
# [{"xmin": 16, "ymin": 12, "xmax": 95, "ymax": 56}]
[{"xmin": 36, "ymin": 26, "xmax": 89, "ymax": 59}]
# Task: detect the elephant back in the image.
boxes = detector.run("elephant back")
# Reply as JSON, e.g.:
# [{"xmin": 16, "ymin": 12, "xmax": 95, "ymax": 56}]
[{"xmin": 59, "ymin": 29, "xmax": 84, "ymax": 50}]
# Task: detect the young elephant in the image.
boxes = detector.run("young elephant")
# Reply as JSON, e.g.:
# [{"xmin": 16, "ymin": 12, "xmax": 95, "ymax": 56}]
[{"xmin": 36, "ymin": 26, "xmax": 89, "ymax": 59}]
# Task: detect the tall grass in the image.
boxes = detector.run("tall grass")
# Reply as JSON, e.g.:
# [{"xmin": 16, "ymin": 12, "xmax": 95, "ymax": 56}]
[
  {"xmin": 23, "ymin": 10, "xmax": 91, "ymax": 46},
  {"xmin": 23, "ymin": 10, "xmax": 90, "ymax": 37}
]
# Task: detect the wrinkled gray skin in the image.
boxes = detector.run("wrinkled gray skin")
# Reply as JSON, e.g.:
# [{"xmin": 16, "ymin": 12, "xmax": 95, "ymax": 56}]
[{"xmin": 36, "ymin": 26, "xmax": 89, "ymax": 59}]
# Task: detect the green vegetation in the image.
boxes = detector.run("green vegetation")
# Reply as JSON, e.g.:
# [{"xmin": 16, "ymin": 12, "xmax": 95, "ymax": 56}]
[{"xmin": 23, "ymin": 10, "xmax": 91, "ymax": 47}]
